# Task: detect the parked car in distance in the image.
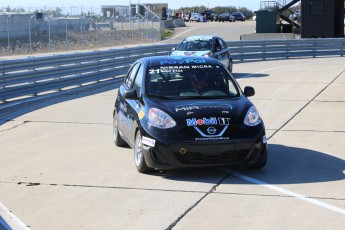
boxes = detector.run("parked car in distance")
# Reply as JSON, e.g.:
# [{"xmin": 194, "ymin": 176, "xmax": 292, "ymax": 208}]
[
  {"xmin": 170, "ymin": 35, "xmax": 233, "ymax": 73},
  {"xmin": 289, "ymin": 10, "xmax": 301, "ymax": 21},
  {"xmin": 184, "ymin": 13, "xmax": 190, "ymax": 22},
  {"xmin": 189, "ymin": 13, "xmax": 204, "ymax": 22},
  {"xmin": 217, "ymin": 13, "xmax": 235, "ymax": 22},
  {"xmin": 201, "ymin": 10, "xmax": 218, "ymax": 21},
  {"xmin": 232, "ymin": 12, "xmax": 246, "ymax": 21},
  {"xmin": 113, "ymin": 56, "xmax": 268, "ymax": 173}
]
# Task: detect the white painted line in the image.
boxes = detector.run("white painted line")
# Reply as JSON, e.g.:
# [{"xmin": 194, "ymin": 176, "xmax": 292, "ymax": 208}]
[
  {"xmin": 0, "ymin": 203, "xmax": 30, "ymax": 229},
  {"xmin": 162, "ymin": 25, "xmax": 216, "ymax": 42},
  {"xmin": 230, "ymin": 171, "xmax": 345, "ymax": 215}
]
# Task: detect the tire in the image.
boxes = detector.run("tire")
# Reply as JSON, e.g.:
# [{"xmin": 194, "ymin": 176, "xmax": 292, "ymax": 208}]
[
  {"xmin": 134, "ymin": 131, "xmax": 152, "ymax": 173},
  {"xmin": 247, "ymin": 147, "xmax": 268, "ymax": 169},
  {"xmin": 228, "ymin": 59, "xmax": 233, "ymax": 73},
  {"xmin": 113, "ymin": 115, "xmax": 127, "ymax": 147}
]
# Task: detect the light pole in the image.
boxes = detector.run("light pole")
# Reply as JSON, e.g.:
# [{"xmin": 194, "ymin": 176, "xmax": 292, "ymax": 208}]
[
  {"xmin": 71, "ymin": 6, "xmax": 76, "ymax": 16},
  {"xmin": 7, "ymin": 14, "xmax": 12, "ymax": 56},
  {"xmin": 29, "ymin": 14, "xmax": 35, "ymax": 54},
  {"xmin": 96, "ymin": 15, "xmax": 102, "ymax": 49},
  {"xmin": 80, "ymin": 16, "xmax": 84, "ymax": 50},
  {"xmin": 47, "ymin": 15, "xmax": 52, "ymax": 52},
  {"xmin": 65, "ymin": 15, "xmax": 69, "ymax": 50}
]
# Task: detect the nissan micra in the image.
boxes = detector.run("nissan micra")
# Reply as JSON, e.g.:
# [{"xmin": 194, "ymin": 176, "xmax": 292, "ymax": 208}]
[
  {"xmin": 113, "ymin": 56, "xmax": 267, "ymax": 173},
  {"xmin": 170, "ymin": 36, "xmax": 233, "ymax": 73}
]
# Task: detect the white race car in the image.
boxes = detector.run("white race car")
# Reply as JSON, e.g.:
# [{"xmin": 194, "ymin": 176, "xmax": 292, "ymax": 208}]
[{"xmin": 170, "ymin": 36, "xmax": 233, "ymax": 73}]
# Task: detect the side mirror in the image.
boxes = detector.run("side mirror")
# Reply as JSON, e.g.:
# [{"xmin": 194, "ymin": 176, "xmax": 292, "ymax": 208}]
[
  {"xmin": 123, "ymin": 89, "xmax": 138, "ymax": 100},
  {"xmin": 169, "ymin": 47, "xmax": 176, "ymax": 56},
  {"xmin": 244, "ymin": 86, "xmax": 255, "ymax": 97}
]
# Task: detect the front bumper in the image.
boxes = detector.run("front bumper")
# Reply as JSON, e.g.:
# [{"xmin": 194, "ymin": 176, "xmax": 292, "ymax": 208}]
[{"xmin": 141, "ymin": 131, "xmax": 267, "ymax": 170}]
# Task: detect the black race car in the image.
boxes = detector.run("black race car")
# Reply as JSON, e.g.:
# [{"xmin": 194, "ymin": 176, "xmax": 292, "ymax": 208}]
[{"xmin": 113, "ymin": 56, "xmax": 268, "ymax": 173}]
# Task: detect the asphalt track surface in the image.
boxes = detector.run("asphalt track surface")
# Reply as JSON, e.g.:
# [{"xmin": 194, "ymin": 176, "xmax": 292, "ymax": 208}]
[{"xmin": 1, "ymin": 21, "xmax": 345, "ymax": 229}]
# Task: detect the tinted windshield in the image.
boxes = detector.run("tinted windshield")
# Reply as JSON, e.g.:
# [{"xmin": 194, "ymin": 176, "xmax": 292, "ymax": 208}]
[
  {"xmin": 146, "ymin": 64, "xmax": 240, "ymax": 99},
  {"xmin": 177, "ymin": 38, "xmax": 212, "ymax": 51}
]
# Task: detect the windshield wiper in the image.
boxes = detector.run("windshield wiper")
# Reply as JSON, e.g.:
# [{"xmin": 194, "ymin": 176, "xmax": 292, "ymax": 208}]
[
  {"xmin": 147, "ymin": 94, "xmax": 172, "ymax": 100},
  {"xmin": 174, "ymin": 96, "xmax": 205, "ymax": 99},
  {"xmin": 174, "ymin": 95, "xmax": 230, "ymax": 100}
]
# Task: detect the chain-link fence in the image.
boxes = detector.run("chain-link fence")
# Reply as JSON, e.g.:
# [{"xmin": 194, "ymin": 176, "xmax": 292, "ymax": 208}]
[{"xmin": 0, "ymin": 5, "xmax": 162, "ymax": 57}]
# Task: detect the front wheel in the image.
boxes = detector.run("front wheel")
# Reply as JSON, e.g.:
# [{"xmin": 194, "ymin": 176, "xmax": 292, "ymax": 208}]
[
  {"xmin": 113, "ymin": 115, "xmax": 127, "ymax": 147},
  {"xmin": 134, "ymin": 131, "xmax": 152, "ymax": 173}
]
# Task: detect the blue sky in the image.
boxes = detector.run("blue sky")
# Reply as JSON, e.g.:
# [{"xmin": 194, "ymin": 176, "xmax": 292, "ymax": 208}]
[{"xmin": 3, "ymin": 0, "xmax": 263, "ymax": 11}]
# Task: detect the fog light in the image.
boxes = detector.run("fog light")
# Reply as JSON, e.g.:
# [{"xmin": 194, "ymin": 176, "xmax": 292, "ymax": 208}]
[
  {"xmin": 179, "ymin": 148, "xmax": 187, "ymax": 155},
  {"xmin": 263, "ymin": 135, "xmax": 267, "ymax": 144}
]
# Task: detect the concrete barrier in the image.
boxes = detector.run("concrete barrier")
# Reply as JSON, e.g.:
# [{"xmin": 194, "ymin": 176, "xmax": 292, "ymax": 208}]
[
  {"xmin": 173, "ymin": 19, "xmax": 186, "ymax": 27},
  {"xmin": 160, "ymin": 19, "xmax": 175, "ymax": 29},
  {"xmin": 240, "ymin": 33, "xmax": 295, "ymax": 40}
]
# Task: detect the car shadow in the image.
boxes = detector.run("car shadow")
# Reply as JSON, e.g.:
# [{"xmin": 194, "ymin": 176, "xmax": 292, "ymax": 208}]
[{"xmin": 155, "ymin": 144, "xmax": 345, "ymax": 185}]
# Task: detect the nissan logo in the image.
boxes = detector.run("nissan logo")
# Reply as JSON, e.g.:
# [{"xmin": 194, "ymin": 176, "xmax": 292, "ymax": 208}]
[{"xmin": 207, "ymin": 126, "xmax": 217, "ymax": 135}]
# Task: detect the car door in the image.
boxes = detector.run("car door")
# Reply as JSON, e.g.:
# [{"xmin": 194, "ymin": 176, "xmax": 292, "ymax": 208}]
[
  {"xmin": 122, "ymin": 62, "xmax": 145, "ymax": 146},
  {"xmin": 119, "ymin": 62, "xmax": 140, "ymax": 143},
  {"xmin": 213, "ymin": 38, "xmax": 227, "ymax": 66},
  {"xmin": 219, "ymin": 38, "xmax": 230, "ymax": 66}
]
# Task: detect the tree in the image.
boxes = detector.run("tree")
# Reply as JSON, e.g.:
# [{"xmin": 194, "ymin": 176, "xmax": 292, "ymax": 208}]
[{"xmin": 2, "ymin": 6, "xmax": 26, "ymax": 12}]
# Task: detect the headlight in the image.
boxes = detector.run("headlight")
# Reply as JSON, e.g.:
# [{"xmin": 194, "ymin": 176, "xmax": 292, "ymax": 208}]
[
  {"xmin": 244, "ymin": 106, "xmax": 261, "ymax": 126},
  {"xmin": 148, "ymin": 108, "xmax": 176, "ymax": 129},
  {"xmin": 202, "ymin": 51, "xmax": 213, "ymax": 57}
]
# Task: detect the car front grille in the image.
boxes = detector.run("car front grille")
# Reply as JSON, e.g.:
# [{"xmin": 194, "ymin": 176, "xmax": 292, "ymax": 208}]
[{"xmin": 175, "ymin": 150, "xmax": 249, "ymax": 164}]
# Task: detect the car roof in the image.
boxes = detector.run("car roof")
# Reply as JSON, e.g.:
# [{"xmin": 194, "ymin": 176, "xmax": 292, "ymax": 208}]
[
  {"xmin": 184, "ymin": 35, "xmax": 215, "ymax": 41},
  {"xmin": 138, "ymin": 56, "xmax": 221, "ymax": 67}
]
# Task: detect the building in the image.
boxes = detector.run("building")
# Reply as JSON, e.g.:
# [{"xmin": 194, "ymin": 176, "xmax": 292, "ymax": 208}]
[
  {"xmin": 101, "ymin": 3, "xmax": 168, "ymax": 19},
  {"xmin": 101, "ymin": 5, "xmax": 130, "ymax": 18}
]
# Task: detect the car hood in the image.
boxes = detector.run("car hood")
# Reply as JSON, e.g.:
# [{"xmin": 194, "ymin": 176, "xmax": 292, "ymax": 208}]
[
  {"xmin": 170, "ymin": 50, "xmax": 210, "ymax": 56},
  {"xmin": 147, "ymin": 97, "xmax": 251, "ymax": 123}
]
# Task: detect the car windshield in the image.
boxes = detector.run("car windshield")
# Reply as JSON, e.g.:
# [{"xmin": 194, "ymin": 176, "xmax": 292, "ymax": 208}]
[
  {"xmin": 177, "ymin": 39, "xmax": 212, "ymax": 51},
  {"xmin": 146, "ymin": 64, "xmax": 240, "ymax": 99}
]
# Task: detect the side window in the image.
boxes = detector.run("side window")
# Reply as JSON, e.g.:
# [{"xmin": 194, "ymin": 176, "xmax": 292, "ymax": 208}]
[
  {"xmin": 214, "ymin": 39, "xmax": 221, "ymax": 50},
  {"xmin": 218, "ymin": 38, "xmax": 227, "ymax": 49},
  {"xmin": 133, "ymin": 64, "xmax": 144, "ymax": 96},
  {"xmin": 125, "ymin": 63, "xmax": 140, "ymax": 87}
]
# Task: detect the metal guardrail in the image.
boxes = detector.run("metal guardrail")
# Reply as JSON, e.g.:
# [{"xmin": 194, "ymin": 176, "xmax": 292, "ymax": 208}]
[{"xmin": 1, "ymin": 38, "xmax": 344, "ymax": 104}]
